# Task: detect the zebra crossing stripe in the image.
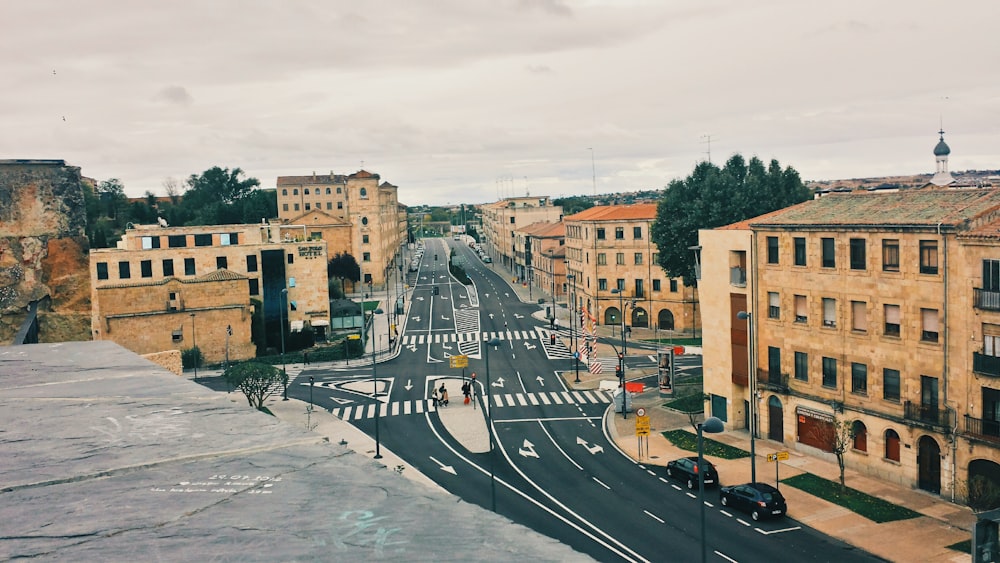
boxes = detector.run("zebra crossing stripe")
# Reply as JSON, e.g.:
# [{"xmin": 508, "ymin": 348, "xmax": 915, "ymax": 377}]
[
  {"xmin": 503, "ymin": 394, "xmax": 515, "ymax": 407},
  {"xmin": 416, "ymin": 400, "xmax": 425, "ymax": 413},
  {"xmin": 550, "ymin": 393, "xmax": 564, "ymax": 405},
  {"xmin": 392, "ymin": 403, "xmax": 400, "ymax": 416},
  {"xmin": 582, "ymin": 391, "xmax": 599, "ymax": 403},
  {"xmin": 539, "ymin": 393, "xmax": 551, "ymax": 405},
  {"xmin": 529, "ymin": 394, "xmax": 539, "ymax": 405},
  {"xmin": 493, "ymin": 395, "xmax": 503, "ymax": 407},
  {"xmin": 516, "ymin": 394, "xmax": 528, "ymax": 406},
  {"xmin": 404, "ymin": 402, "xmax": 412, "ymax": 415},
  {"xmin": 342, "ymin": 406, "xmax": 353, "ymax": 419},
  {"xmin": 379, "ymin": 403, "xmax": 388, "ymax": 417},
  {"xmin": 571, "ymin": 391, "xmax": 586, "ymax": 403},
  {"xmin": 328, "ymin": 391, "xmax": 612, "ymax": 421},
  {"xmin": 561, "ymin": 391, "xmax": 574, "ymax": 403}
]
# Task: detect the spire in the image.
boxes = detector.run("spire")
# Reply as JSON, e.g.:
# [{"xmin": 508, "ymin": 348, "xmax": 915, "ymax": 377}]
[{"xmin": 930, "ymin": 128, "xmax": 954, "ymax": 186}]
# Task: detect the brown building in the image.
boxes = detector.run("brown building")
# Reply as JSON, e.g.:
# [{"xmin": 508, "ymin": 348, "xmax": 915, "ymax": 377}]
[
  {"xmin": 90, "ymin": 222, "xmax": 330, "ymax": 364},
  {"xmin": 518, "ymin": 221, "xmax": 567, "ymax": 307},
  {"xmin": 701, "ymin": 187, "xmax": 1000, "ymax": 501},
  {"xmin": 481, "ymin": 196, "xmax": 563, "ymax": 275},
  {"xmin": 564, "ymin": 204, "xmax": 695, "ymax": 335}
]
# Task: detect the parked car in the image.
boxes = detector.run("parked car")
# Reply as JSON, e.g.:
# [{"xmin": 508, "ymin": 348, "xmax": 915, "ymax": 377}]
[
  {"xmin": 719, "ymin": 483, "xmax": 786, "ymax": 521},
  {"xmin": 665, "ymin": 456, "xmax": 718, "ymax": 490},
  {"xmin": 482, "ymin": 256, "xmax": 492, "ymax": 263},
  {"xmin": 409, "ymin": 261, "xmax": 418, "ymax": 272}
]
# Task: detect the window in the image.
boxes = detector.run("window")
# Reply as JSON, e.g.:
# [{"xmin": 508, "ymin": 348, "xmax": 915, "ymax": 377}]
[
  {"xmin": 361, "ymin": 217, "xmax": 369, "ymax": 226},
  {"xmin": 282, "ymin": 203, "xmax": 289, "ymax": 212},
  {"xmin": 614, "ymin": 227, "xmax": 624, "ymax": 240},
  {"xmin": 884, "ymin": 304, "xmax": 901, "ymax": 336},
  {"xmin": 852, "ymin": 421, "xmax": 868, "ymax": 452},
  {"xmin": 293, "ymin": 188, "xmax": 299, "ymax": 195},
  {"xmin": 304, "ymin": 188, "xmax": 310, "ymax": 195},
  {"xmin": 326, "ymin": 202, "xmax": 332, "ymax": 210},
  {"xmin": 794, "ymin": 295, "xmax": 807, "ymax": 323},
  {"xmin": 248, "ymin": 279, "xmax": 259, "ymax": 296},
  {"xmin": 768, "ymin": 292, "xmax": 780, "ymax": 319},
  {"xmin": 883, "ymin": 368, "xmax": 900, "ymax": 401},
  {"xmin": 362, "ymin": 234, "xmax": 369, "ymax": 244},
  {"xmin": 766, "ymin": 236, "xmax": 779, "ymax": 264},
  {"xmin": 598, "ymin": 279, "xmax": 608, "ymax": 291},
  {"xmin": 246, "ymin": 255, "xmax": 258, "ymax": 272},
  {"xmin": 885, "ymin": 429, "xmax": 901, "ymax": 462},
  {"xmin": 851, "ymin": 301, "xmax": 867, "ymax": 332},
  {"xmin": 851, "ymin": 363, "xmax": 868, "ymax": 394},
  {"xmin": 337, "ymin": 187, "xmax": 342, "ymax": 194},
  {"xmin": 363, "ymin": 252, "xmax": 371, "ymax": 262},
  {"xmin": 360, "ymin": 187, "xmax": 368, "ymax": 198},
  {"xmin": 985, "ymin": 324, "xmax": 1000, "ymax": 356},
  {"xmin": 794, "ymin": 351, "xmax": 808, "ymax": 381},
  {"xmin": 97, "ymin": 262, "xmax": 108, "ymax": 280},
  {"xmin": 509, "ymin": 217, "xmax": 515, "ymax": 224},
  {"xmin": 117, "ymin": 261, "xmax": 130, "ymax": 279},
  {"xmin": 794, "ymin": 237, "xmax": 806, "ymax": 266},
  {"xmin": 920, "ymin": 240, "xmax": 938, "ymax": 274},
  {"xmin": 597, "ymin": 253, "xmax": 607, "ymax": 265},
  {"xmin": 616, "ymin": 279, "xmax": 625, "ymax": 291},
  {"xmin": 363, "ymin": 273, "xmax": 372, "ymax": 285},
  {"xmin": 633, "ymin": 226, "xmax": 642, "ymax": 239},
  {"xmin": 635, "ymin": 279, "xmax": 644, "ymax": 298},
  {"xmin": 140, "ymin": 260, "xmax": 152, "ymax": 278},
  {"xmin": 670, "ymin": 279, "xmax": 678, "ymax": 292},
  {"xmin": 216, "ymin": 256, "xmax": 227, "ymax": 269},
  {"xmin": 162, "ymin": 259, "xmax": 174, "ymax": 277},
  {"xmin": 168, "ymin": 235, "xmax": 187, "ymax": 248},
  {"xmin": 634, "ymin": 253, "xmax": 642, "ymax": 265},
  {"xmin": 184, "ymin": 258, "xmax": 195, "ymax": 276},
  {"xmin": 616, "ymin": 253, "xmax": 625, "ymax": 265},
  {"xmin": 984, "ymin": 259, "xmax": 1000, "ymax": 292},
  {"xmin": 822, "ymin": 357, "xmax": 837, "ymax": 388},
  {"xmin": 281, "ymin": 188, "xmax": 287, "ymax": 196},
  {"xmin": 294, "ymin": 203, "xmax": 300, "ymax": 211},
  {"xmin": 850, "ymin": 238, "xmax": 866, "ymax": 270},
  {"xmin": 310, "ymin": 232, "xmax": 321, "ymax": 240},
  {"xmin": 821, "ymin": 238, "xmax": 835, "ymax": 268},
  {"xmin": 304, "ymin": 203, "xmax": 312, "ymax": 211},
  {"xmin": 921, "ymin": 308, "xmax": 939, "ymax": 342},
  {"xmin": 141, "ymin": 236, "xmax": 160, "ymax": 249},
  {"xmin": 288, "ymin": 252, "xmax": 294, "ymax": 264},
  {"xmin": 597, "ymin": 228, "xmax": 606, "ymax": 240},
  {"xmin": 652, "ymin": 279, "xmax": 661, "ymax": 291},
  {"xmin": 768, "ymin": 346, "xmax": 781, "ymax": 380},
  {"xmin": 220, "ymin": 233, "xmax": 238, "ymax": 245},
  {"xmin": 326, "ymin": 187, "xmax": 331, "ymax": 194},
  {"xmin": 194, "ymin": 234, "xmax": 212, "ymax": 247},
  {"xmin": 822, "ymin": 298, "xmax": 836, "ymax": 327},
  {"xmin": 337, "ymin": 202, "xmax": 343, "ymax": 209}
]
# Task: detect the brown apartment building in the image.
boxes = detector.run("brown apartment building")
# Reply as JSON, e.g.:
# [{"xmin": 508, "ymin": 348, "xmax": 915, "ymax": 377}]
[
  {"xmin": 701, "ymin": 187, "xmax": 1000, "ymax": 501},
  {"xmin": 481, "ymin": 197, "xmax": 563, "ymax": 275},
  {"xmin": 564, "ymin": 204, "xmax": 695, "ymax": 335}
]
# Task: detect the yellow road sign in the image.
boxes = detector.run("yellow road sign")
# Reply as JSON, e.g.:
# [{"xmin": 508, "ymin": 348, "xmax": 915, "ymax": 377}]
[
  {"xmin": 347, "ymin": 334, "xmax": 361, "ymax": 340},
  {"xmin": 635, "ymin": 415, "xmax": 650, "ymax": 436},
  {"xmin": 449, "ymin": 355, "xmax": 469, "ymax": 368},
  {"xmin": 767, "ymin": 451, "xmax": 790, "ymax": 462}
]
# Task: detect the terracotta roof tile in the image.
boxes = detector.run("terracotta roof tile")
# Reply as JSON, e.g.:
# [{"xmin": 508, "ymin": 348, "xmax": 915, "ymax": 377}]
[{"xmin": 564, "ymin": 203, "xmax": 657, "ymax": 222}]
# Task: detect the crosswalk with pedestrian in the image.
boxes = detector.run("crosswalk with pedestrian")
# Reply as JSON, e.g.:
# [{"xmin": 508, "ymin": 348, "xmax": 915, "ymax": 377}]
[{"xmin": 327, "ymin": 389, "xmax": 613, "ymax": 421}]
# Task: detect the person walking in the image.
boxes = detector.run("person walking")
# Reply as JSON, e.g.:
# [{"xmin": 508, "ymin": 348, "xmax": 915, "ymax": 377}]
[
  {"xmin": 461, "ymin": 381, "xmax": 471, "ymax": 405},
  {"xmin": 439, "ymin": 383, "xmax": 449, "ymax": 407},
  {"xmin": 431, "ymin": 387, "xmax": 440, "ymax": 409}
]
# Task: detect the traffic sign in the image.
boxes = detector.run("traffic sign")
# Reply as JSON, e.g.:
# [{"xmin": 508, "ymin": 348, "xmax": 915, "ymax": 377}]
[
  {"xmin": 635, "ymin": 407, "xmax": 646, "ymax": 417},
  {"xmin": 767, "ymin": 451, "xmax": 790, "ymax": 462},
  {"xmin": 449, "ymin": 355, "xmax": 469, "ymax": 368},
  {"xmin": 347, "ymin": 334, "xmax": 361, "ymax": 340},
  {"xmin": 635, "ymin": 415, "xmax": 650, "ymax": 436}
]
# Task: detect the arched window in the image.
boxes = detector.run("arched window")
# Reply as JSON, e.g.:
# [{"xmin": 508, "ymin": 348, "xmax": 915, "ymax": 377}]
[
  {"xmin": 281, "ymin": 188, "xmax": 287, "ymax": 196},
  {"xmin": 304, "ymin": 188, "xmax": 310, "ymax": 195},
  {"xmin": 360, "ymin": 187, "xmax": 368, "ymax": 198},
  {"xmin": 326, "ymin": 187, "xmax": 331, "ymax": 194},
  {"xmin": 293, "ymin": 188, "xmax": 299, "ymax": 195},
  {"xmin": 885, "ymin": 429, "xmax": 900, "ymax": 461},
  {"xmin": 852, "ymin": 421, "xmax": 867, "ymax": 452},
  {"xmin": 337, "ymin": 187, "xmax": 342, "ymax": 194},
  {"xmin": 361, "ymin": 217, "xmax": 369, "ymax": 226}
]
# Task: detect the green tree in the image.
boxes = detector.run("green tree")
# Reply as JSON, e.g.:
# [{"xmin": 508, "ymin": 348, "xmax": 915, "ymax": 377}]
[
  {"xmin": 328, "ymin": 252, "xmax": 361, "ymax": 296},
  {"xmin": 181, "ymin": 166, "xmax": 261, "ymax": 225},
  {"xmin": 223, "ymin": 361, "xmax": 285, "ymax": 410},
  {"xmin": 96, "ymin": 178, "xmax": 127, "ymax": 222},
  {"xmin": 553, "ymin": 195, "xmax": 594, "ymax": 215},
  {"xmin": 651, "ymin": 154, "xmax": 810, "ymax": 285}
]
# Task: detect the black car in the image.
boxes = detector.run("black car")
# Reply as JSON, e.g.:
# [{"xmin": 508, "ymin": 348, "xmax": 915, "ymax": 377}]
[
  {"xmin": 665, "ymin": 456, "xmax": 719, "ymax": 490},
  {"xmin": 719, "ymin": 482, "xmax": 787, "ymax": 521}
]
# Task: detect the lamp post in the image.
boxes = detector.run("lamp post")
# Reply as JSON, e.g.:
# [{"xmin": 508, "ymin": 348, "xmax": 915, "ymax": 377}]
[
  {"xmin": 737, "ymin": 310, "xmax": 757, "ymax": 484},
  {"xmin": 189, "ymin": 313, "xmax": 198, "ymax": 381},
  {"xmin": 280, "ymin": 289, "xmax": 288, "ymax": 400},
  {"xmin": 372, "ymin": 307, "xmax": 385, "ymax": 459},
  {"xmin": 547, "ymin": 249, "xmax": 556, "ymax": 330},
  {"xmin": 611, "ymin": 288, "xmax": 628, "ymax": 417},
  {"xmin": 567, "ymin": 273, "xmax": 579, "ymax": 384},
  {"xmin": 485, "ymin": 336, "xmax": 501, "ymax": 512},
  {"xmin": 698, "ymin": 416, "xmax": 725, "ymax": 563}
]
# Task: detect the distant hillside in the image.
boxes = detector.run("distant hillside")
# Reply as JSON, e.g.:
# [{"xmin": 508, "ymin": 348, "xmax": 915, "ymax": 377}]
[{"xmin": 807, "ymin": 170, "xmax": 1000, "ymax": 191}]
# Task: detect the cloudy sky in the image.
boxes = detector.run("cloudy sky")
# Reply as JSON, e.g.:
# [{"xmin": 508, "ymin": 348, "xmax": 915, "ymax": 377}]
[{"xmin": 3, "ymin": 1, "xmax": 998, "ymax": 205}]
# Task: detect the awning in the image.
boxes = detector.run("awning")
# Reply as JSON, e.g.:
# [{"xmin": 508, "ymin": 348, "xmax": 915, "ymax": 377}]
[
  {"xmin": 311, "ymin": 320, "xmax": 330, "ymax": 327},
  {"xmin": 290, "ymin": 320, "xmax": 305, "ymax": 332}
]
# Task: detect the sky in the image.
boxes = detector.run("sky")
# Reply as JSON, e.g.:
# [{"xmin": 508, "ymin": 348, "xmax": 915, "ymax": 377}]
[{"xmin": 3, "ymin": 1, "xmax": 999, "ymax": 206}]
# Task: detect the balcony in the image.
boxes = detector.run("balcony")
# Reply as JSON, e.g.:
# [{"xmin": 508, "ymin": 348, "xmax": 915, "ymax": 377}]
[
  {"xmin": 964, "ymin": 415, "xmax": 1000, "ymax": 445},
  {"xmin": 756, "ymin": 368, "xmax": 789, "ymax": 393},
  {"xmin": 730, "ymin": 267, "xmax": 747, "ymax": 287},
  {"xmin": 904, "ymin": 401, "xmax": 952, "ymax": 428},
  {"xmin": 973, "ymin": 352, "xmax": 1000, "ymax": 378},
  {"xmin": 975, "ymin": 288, "xmax": 1000, "ymax": 311}
]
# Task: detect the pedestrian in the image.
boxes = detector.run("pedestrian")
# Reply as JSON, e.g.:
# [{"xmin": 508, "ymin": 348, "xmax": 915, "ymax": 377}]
[
  {"xmin": 439, "ymin": 383, "xmax": 449, "ymax": 407},
  {"xmin": 462, "ymin": 381, "xmax": 471, "ymax": 405},
  {"xmin": 431, "ymin": 387, "xmax": 440, "ymax": 409},
  {"xmin": 303, "ymin": 351, "xmax": 309, "ymax": 365}
]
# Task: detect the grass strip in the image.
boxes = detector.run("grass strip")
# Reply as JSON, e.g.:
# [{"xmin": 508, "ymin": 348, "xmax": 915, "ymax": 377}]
[
  {"xmin": 781, "ymin": 473, "xmax": 921, "ymax": 523},
  {"xmin": 663, "ymin": 394, "xmax": 704, "ymax": 413},
  {"xmin": 661, "ymin": 429, "xmax": 750, "ymax": 459}
]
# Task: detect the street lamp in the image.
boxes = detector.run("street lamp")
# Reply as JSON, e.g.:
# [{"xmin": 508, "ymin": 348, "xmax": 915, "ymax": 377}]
[
  {"xmin": 547, "ymin": 249, "xmax": 556, "ymax": 330},
  {"xmin": 737, "ymin": 310, "xmax": 758, "ymax": 484},
  {"xmin": 567, "ymin": 273, "xmax": 580, "ymax": 384},
  {"xmin": 189, "ymin": 313, "xmax": 198, "ymax": 381},
  {"xmin": 698, "ymin": 416, "xmax": 725, "ymax": 563},
  {"xmin": 485, "ymin": 336, "xmax": 501, "ymax": 512},
  {"xmin": 611, "ymin": 288, "xmax": 628, "ymax": 418},
  {"xmin": 371, "ymin": 307, "xmax": 385, "ymax": 459},
  {"xmin": 280, "ymin": 288, "xmax": 288, "ymax": 400}
]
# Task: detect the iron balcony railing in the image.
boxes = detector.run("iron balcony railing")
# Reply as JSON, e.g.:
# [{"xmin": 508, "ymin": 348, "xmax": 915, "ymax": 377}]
[
  {"xmin": 974, "ymin": 352, "xmax": 1000, "ymax": 378},
  {"xmin": 964, "ymin": 414, "xmax": 1000, "ymax": 444},
  {"xmin": 756, "ymin": 368, "xmax": 789, "ymax": 393},
  {"xmin": 974, "ymin": 288, "xmax": 1000, "ymax": 311},
  {"xmin": 904, "ymin": 400, "xmax": 952, "ymax": 428}
]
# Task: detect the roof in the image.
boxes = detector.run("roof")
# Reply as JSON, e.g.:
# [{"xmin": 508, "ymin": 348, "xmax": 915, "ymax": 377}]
[
  {"xmin": 276, "ymin": 173, "xmax": 347, "ymax": 186},
  {"xmin": 716, "ymin": 203, "xmax": 810, "ymax": 231},
  {"xmin": 749, "ymin": 188, "xmax": 1000, "ymax": 230},
  {"xmin": 564, "ymin": 203, "xmax": 657, "ymax": 222},
  {"xmin": 519, "ymin": 221, "xmax": 565, "ymax": 238}
]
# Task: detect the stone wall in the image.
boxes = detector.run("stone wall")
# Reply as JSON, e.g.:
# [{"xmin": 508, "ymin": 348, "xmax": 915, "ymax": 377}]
[{"xmin": 142, "ymin": 349, "xmax": 183, "ymax": 376}]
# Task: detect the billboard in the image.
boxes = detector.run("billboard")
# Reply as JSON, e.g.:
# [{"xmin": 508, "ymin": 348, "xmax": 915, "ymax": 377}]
[{"xmin": 658, "ymin": 348, "xmax": 675, "ymax": 395}]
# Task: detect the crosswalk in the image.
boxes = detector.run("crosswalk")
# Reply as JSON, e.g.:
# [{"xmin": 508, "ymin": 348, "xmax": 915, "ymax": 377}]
[
  {"xmin": 402, "ymin": 330, "xmax": 544, "ymax": 345},
  {"xmin": 327, "ymin": 389, "xmax": 613, "ymax": 421}
]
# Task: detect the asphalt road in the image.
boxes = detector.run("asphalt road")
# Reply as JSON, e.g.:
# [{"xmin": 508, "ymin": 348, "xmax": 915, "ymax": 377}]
[{"xmin": 258, "ymin": 239, "xmax": 882, "ymax": 562}]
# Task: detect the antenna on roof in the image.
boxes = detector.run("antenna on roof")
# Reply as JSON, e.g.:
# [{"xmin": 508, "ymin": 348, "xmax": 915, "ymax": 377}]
[
  {"xmin": 588, "ymin": 148, "xmax": 596, "ymax": 197},
  {"xmin": 701, "ymin": 134, "xmax": 715, "ymax": 164}
]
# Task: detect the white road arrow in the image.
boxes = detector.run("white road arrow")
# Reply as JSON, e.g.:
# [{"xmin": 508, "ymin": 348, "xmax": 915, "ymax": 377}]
[
  {"xmin": 505, "ymin": 292, "xmax": 510, "ymax": 297},
  {"xmin": 518, "ymin": 439, "xmax": 539, "ymax": 458},
  {"xmin": 429, "ymin": 456, "xmax": 457, "ymax": 475},
  {"xmin": 514, "ymin": 313, "xmax": 524, "ymax": 319},
  {"xmin": 416, "ymin": 297, "xmax": 425, "ymax": 301},
  {"xmin": 535, "ymin": 376, "xmax": 545, "ymax": 386},
  {"xmin": 492, "ymin": 377, "xmax": 505, "ymax": 388},
  {"xmin": 441, "ymin": 315, "xmax": 450, "ymax": 320},
  {"xmin": 442, "ymin": 343, "xmax": 453, "ymax": 350},
  {"xmin": 489, "ymin": 313, "xmax": 495, "ymax": 319},
  {"xmin": 459, "ymin": 294, "xmax": 467, "ymax": 299},
  {"xmin": 404, "ymin": 380, "xmax": 413, "ymax": 391},
  {"xmin": 411, "ymin": 316, "xmax": 421, "ymax": 322},
  {"xmin": 407, "ymin": 344, "xmax": 417, "ymax": 352},
  {"xmin": 441, "ymin": 296, "xmax": 449, "ymax": 300},
  {"xmin": 485, "ymin": 293, "xmax": 490, "ymax": 298},
  {"xmin": 576, "ymin": 437, "xmax": 604, "ymax": 455},
  {"xmin": 524, "ymin": 342, "xmax": 536, "ymax": 350}
]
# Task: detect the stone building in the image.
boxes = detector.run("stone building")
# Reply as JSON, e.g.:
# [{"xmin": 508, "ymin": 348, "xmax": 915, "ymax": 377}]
[
  {"xmin": 90, "ymin": 222, "xmax": 329, "ymax": 364},
  {"xmin": 564, "ymin": 204, "xmax": 695, "ymax": 334},
  {"xmin": 517, "ymin": 221, "xmax": 566, "ymax": 305},
  {"xmin": 700, "ymin": 187, "xmax": 1000, "ymax": 500},
  {"xmin": 481, "ymin": 197, "xmax": 563, "ymax": 274},
  {"xmin": 275, "ymin": 170, "xmax": 407, "ymax": 290}
]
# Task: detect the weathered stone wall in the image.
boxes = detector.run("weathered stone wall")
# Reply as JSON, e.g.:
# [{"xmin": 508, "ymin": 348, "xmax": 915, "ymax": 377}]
[
  {"xmin": 0, "ymin": 160, "xmax": 92, "ymax": 343},
  {"xmin": 142, "ymin": 349, "xmax": 183, "ymax": 376}
]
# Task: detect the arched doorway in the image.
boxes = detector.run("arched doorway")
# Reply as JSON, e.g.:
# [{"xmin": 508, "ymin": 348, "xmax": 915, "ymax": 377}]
[
  {"xmin": 631, "ymin": 307, "xmax": 648, "ymax": 328},
  {"xmin": 968, "ymin": 459, "xmax": 1000, "ymax": 511},
  {"xmin": 768, "ymin": 396, "xmax": 783, "ymax": 442},
  {"xmin": 604, "ymin": 307, "xmax": 620, "ymax": 326},
  {"xmin": 658, "ymin": 309, "xmax": 675, "ymax": 331},
  {"xmin": 918, "ymin": 435, "xmax": 941, "ymax": 494}
]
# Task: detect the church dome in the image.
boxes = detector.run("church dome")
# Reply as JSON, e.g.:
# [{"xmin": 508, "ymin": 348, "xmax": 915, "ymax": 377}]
[{"xmin": 934, "ymin": 132, "xmax": 950, "ymax": 156}]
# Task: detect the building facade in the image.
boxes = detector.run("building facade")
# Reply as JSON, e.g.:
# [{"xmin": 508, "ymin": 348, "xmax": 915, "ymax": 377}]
[
  {"xmin": 90, "ymin": 222, "xmax": 329, "ymax": 364},
  {"xmin": 564, "ymin": 204, "xmax": 696, "ymax": 334},
  {"xmin": 481, "ymin": 197, "xmax": 563, "ymax": 273},
  {"xmin": 701, "ymin": 187, "xmax": 1000, "ymax": 500}
]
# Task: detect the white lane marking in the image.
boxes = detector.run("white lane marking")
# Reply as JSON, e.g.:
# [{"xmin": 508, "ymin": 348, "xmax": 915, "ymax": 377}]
[
  {"xmin": 537, "ymin": 420, "xmax": 583, "ymax": 471},
  {"xmin": 493, "ymin": 416, "xmax": 603, "ymax": 423},
  {"xmin": 643, "ymin": 510, "xmax": 665, "ymax": 524},
  {"xmin": 659, "ymin": 477, "xmax": 670, "ymax": 484},
  {"xmin": 720, "ymin": 510, "xmax": 733, "ymax": 518},
  {"xmin": 592, "ymin": 477, "xmax": 611, "ymax": 490},
  {"xmin": 686, "ymin": 492, "xmax": 697, "ymax": 499},
  {"xmin": 756, "ymin": 526, "xmax": 802, "ymax": 535},
  {"xmin": 646, "ymin": 469, "xmax": 656, "ymax": 476},
  {"xmin": 736, "ymin": 518, "xmax": 752, "ymax": 527},
  {"xmin": 703, "ymin": 501, "xmax": 714, "ymax": 508},
  {"xmin": 671, "ymin": 484, "xmax": 682, "ymax": 491},
  {"xmin": 715, "ymin": 551, "xmax": 738, "ymax": 563}
]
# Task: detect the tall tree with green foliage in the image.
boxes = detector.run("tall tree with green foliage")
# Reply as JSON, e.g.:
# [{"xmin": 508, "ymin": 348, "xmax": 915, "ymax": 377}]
[
  {"xmin": 651, "ymin": 154, "xmax": 810, "ymax": 285},
  {"xmin": 182, "ymin": 166, "xmax": 262, "ymax": 225},
  {"xmin": 223, "ymin": 362, "xmax": 286, "ymax": 410},
  {"xmin": 328, "ymin": 252, "xmax": 361, "ymax": 296}
]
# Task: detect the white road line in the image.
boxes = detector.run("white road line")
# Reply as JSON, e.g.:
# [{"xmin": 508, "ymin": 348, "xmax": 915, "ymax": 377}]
[
  {"xmin": 528, "ymin": 394, "xmax": 539, "ymax": 406},
  {"xmin": 646, "ymin": 470, "xmax": 656, "ymax": 476},
  {"xmin": 539, "ymin": 393, "xmax": 551, "ymax": 405},
  {"xmin": 703, "ymin": 501, "xmax": 714, "ymax": 508},
  {"xmin": 537, "ymin": 420, "xmax": 583, "ymax": 471},
  {"xmin": 643, "ymin": 510, "xmax": 665, "ymax": 524},
  {"xmin": 686, "ymin": 492, "xmax": 697, "ymax": 499},
  {"xmin": 659, "ymin": 477, "xmax": 670, "ymax": 484},
  {"xmin": 492, "ymin": 416, "xmax": 603, "ymax": 423},
  {"xmin": 671, "ymin": 484, "xmax": 682, "ymax": 491},
  {"xmin": 715, "ymin": 551, "xmax": 738, "ymax": 563},
  {"xmin": 720, "ymin": 510, "xmax": 733, "ymax": 517},
  {"xmin": 592, "ymin": 477, "xmax": 611, "ymax": 490},
  {"xmin": 756, "ymin": 526, "xmax": 801, "ymax": 535},
  {"xmin": 736, "ymin": 518, "xmax": 751, "ymax": 527}
]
